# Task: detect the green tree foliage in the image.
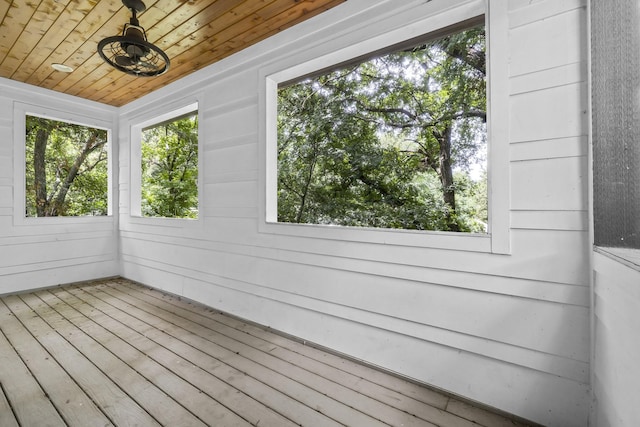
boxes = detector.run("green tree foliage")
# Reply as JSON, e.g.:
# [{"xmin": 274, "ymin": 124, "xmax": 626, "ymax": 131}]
[
  {"xmin": 25, "ymin": 115, "xmax": 108, "ymax": 217},
  {"xmin": 141, "ymin": 114, "xmax": 198, "ymax": 218},
  {"xmin": 277, "ymin": 25, "xmax": 487, "ymax": 232}
]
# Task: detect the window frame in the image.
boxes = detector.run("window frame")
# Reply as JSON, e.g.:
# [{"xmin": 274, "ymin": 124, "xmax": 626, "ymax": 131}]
[
  {"xmin": 13, "ymin": 102, "xmax": 114, "ymax": 225},
  {"xmin": 258, "ymin": 0, "xmax": 510, "ymax": 254},
  {"xmin": 128, "ymin": 98, "xmax": 202, "ymax": 226}
]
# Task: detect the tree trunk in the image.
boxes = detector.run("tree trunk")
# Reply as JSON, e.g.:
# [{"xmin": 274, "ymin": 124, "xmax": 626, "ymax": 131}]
[
  {"xmin": 436, "ymin": 125, "xmax": 459, "ymax": 231},
  {"xmin": 33, "ymin": 128, "xmax": 49, "ymax": 217},
  {"xmin": 296, "ymin": 156, "xmax": 317, "ymax": 223}
]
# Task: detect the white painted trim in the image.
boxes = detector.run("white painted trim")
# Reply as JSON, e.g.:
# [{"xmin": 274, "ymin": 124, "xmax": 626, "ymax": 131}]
[
  {"xmin": 0, "ymin": 77, "xmax": 118, "ymax": 114},
  {"xmin": 585, "ymin": 1, "xmax": 596, "ymax": 423},
  {"xmin": 258, "ymin": 0, "xmax": 510, "ymax": 254},
  {"xmin": 126, "ymin": 97, "xmax": 203, "ymax": 228},
  {"xmin": 595, "ymin": 247, "xmax": 640, "ymax": 272},
  {"xmin": 12, "ymin": 102, "xmax": 114, "ymax": 225},
  {"xmin": 486, "ymin": 0, "xmax": 510, "ymax": 254}
]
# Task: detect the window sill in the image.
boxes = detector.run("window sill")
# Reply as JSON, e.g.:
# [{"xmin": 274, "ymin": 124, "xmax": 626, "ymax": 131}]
[
  {"xmin": 15, "ymin": 215, "xmax": 114, "ymax": 227},
  {"xmin": 260, "ymin": 221, "xmax": 493, "ymax": 253},
  {"xmin": 595, "ymin": 247, "xmax": 640, "ymax": 272},
  {"xmin": 127, "ymin": 215, "xmax": 202, "ymax": 229}
]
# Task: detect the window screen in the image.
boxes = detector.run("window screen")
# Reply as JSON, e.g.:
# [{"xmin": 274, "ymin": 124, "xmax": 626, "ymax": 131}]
[{"xmin": 591, "ymin": 0, "xmax": 640, "ymax": 248}]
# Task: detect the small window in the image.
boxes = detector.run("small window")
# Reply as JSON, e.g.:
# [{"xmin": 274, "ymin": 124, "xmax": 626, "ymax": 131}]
[
  {"xmin": 140, "ymin": 109, "xmax": 199, "ymax": 219},
  {"xmin": 276, "ymin": 22, "xmax": 487, "ymax": 233},
  {"xmin": 25, "ymin": 115, "xmax": 109, "ymax": 217}
]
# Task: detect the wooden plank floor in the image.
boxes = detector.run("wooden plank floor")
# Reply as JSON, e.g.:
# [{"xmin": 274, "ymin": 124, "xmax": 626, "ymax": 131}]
[{"xmin": 0, "ymin": 278, "xmax": 531, "ymax": 427}]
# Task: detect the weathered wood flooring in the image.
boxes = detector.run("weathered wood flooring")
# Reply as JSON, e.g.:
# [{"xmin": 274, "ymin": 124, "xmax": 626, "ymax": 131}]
[{"xmin": 0, "ymin": 278, "xmax": 529, "ymax": 427}]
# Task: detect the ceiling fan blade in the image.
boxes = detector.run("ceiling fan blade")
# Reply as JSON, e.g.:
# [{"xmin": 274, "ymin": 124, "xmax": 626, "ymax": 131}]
[{"xmin": 115, "ymin": 55, "xmax": 135, "ymax": 66}]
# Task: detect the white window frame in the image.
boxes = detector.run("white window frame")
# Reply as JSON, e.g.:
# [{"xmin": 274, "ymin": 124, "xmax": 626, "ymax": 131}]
[
  {"xmin": 13, "ymin": 102, "xmax": 114, "ymax": 225},
  {"xmin": 129, "ymin": 98, "xmax": 202, "ymax": 226},
  {"xmin": 259, "ymin": 0, "xmax": 510, "ymax": 254}
]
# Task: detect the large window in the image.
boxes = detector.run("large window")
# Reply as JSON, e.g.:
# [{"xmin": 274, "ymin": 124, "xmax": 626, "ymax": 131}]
[
  {"xmin": 276, "ymin": 21, "xmax": 486, "ymax": 233},
  {"xmin": 25, "ymin": 115, "xmax": 108, "ymax": 217},
  {"xmin": 263, "ymin": 0, "xmax": 510, "ymax": 253},
  {"xmin": 138, "ymin": 107, "xmax": 199, "ymax": 219}
]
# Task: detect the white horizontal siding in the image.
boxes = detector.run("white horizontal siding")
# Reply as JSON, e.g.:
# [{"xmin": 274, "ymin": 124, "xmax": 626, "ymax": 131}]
[
  {"xmin": 123, "ymin": 238, "xmax": 590, "ymax": 362},
  {"xmin": 0, "ymin": 80, "xmax": 119, "ymax": 294},
  {"xmin": 508, "ymin": 3, "xmax": 586, "ymax": 77},
  {"xmin": 511, "ymin": 136, "xmax": 587, "ymax": 161},
  {"xmin": 0, "ymin": 104, "xmax": 14, "ymax": 223},
  {"xmin": 203, "ymin": 106, "xmax": 258, "ymax": 146},
  {"xmin": 509, "ymin": 83, "xmax": 586, "ymax": 143},
  {"xmin": 204, "ymin": 181, "xmax": 257, "ymax": 209},
  {"xmin": 122, "ymin": 220, "xmax": 590, "ymax": 287},
  {"xmin": 121, "ymin": 229, "xmax": 589, "ymax": 306},
  {"xmin": 511, "ymin": 157, "xmax": 587, "ymax": 211},
  {"xmin": 204, "ymin": 146, "xmax": 258, "ymax": 184},
  {"xmin": 511, "ymin": 210, "xmax": 588, "ymax": 231},
  {"xmin": 114, "ymin": 0, "xmax": 590, "ymax": 426}
]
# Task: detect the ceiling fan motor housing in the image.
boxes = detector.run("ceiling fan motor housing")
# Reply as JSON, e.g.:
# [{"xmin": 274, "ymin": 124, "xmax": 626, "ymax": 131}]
[{"xmin": 122, "ymin": 25, "xmax": 150, "ymax": 57}]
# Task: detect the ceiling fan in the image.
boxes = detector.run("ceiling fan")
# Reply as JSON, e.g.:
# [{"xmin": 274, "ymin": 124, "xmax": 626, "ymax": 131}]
[{"xmin": 97, "ymin": 0, "xmax": 170, "ymax": 77}]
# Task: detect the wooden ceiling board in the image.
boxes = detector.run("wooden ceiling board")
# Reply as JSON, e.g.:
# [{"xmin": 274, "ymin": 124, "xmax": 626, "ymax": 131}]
[
  {"xmin": 10, "ymin": 0, "xmax": 86, "ymax": 83},
  {"xmin": 25, "ymin": 1, "xmax": 126, "ymax": 88},
  {"xmin": 1, "ymin": 0, "xmax": 66, "ymax": 78},
  {"xmin": 0, "ymin": 0, "xmax": 345, "ymax": 106},
  {"xmin": 0, "ymin": 1, "xmax": 36, "ymax": 65}
]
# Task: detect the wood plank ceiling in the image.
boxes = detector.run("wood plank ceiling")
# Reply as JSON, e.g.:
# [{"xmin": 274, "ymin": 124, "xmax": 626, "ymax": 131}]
[{"xmin": 0, "ymin": 0, "xmax": 345, "ymax": 107}]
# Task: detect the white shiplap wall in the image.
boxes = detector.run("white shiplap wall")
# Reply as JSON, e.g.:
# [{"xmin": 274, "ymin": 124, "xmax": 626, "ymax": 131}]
[
  {"xmin": 592, "ymin": 252, "xmax": 640, "ymax": 427},
  {"xmin": 0, "ymin": 79, "xmax": 119, "ymax": 294},
  {"xmin": 113, "ymin": 0, "xmax": 591, "ymax": 426}
]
